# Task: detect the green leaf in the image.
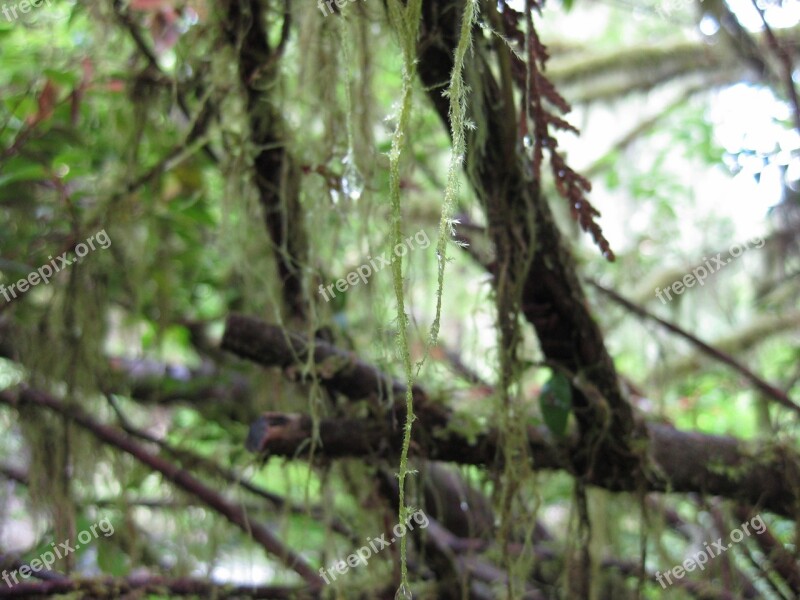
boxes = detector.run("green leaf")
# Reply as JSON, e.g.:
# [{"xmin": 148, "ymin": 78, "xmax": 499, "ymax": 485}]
[
  {"xmin": 539, "ymin": 372, "xmax": 572, "ymax": 437},
  {"xmin": 43, "ymin": 68, "xmax": 80, "ymax": 88},
  {"xmin": 0, "ymin": 162, "xmax": 47, "ymax": 188}
]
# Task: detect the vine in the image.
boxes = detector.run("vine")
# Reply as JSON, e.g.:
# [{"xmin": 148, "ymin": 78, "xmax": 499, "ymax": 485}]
[{"xmin": 384, "ymin": 0, "xmax": 423, "ymax": 596}]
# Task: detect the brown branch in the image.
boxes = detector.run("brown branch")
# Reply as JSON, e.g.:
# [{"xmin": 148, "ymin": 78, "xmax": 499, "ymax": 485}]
[
  {"xmin": 426, "ymin": 519, "xmax": 547, "ymax": 600},
  {"xmin": 104, "ymin": 356, "xmax": 251, "ymax": 406},
  {"xmin": 734, "ymin": 505, "xmax": 800, "ymax": 595},
  {"xmin": 0, "ymin": 463, "xmax": 27, "ymax": 486},
  {"xmin": 104, "ymin": 394, "xmax": 356, "ymax": 542},
  {"xmin": 221, "ymin": 314, "xmax": 448, "ymax": 423},
  {"xmin": 0, "ymin": 552, "xmax": 68, "ymax": 585},
  {"xmin": 240, "ymin": 411, "xmax": 800, "ymax": 518},
  {"xmin": 587, "ymin": 279, "xmax": 800, "ymax": 416},
  {"xmin": 1, "ymin": 327, "xmax": 350, "ymax": 540},
  {"xmin": 221, "ymin": 313, "xmax": 398, "ymax": 397},
  {"xmin": 220, "ymin": 0, "xmax": 308, "ymax": 322},
  {"xmin": 0, "ymin": 389, "xmax": 322, "ymax": 588},
  {"xmin": 0, "ymin": 462, "xmax": 269, "ymax": 513},
  {"xmin": 749, "ymin": 0, "xmax": 800, "ymax": 135},
  {"xmin": 220, "ymin": 314, "xmax": 800, "ymax": 517},
  {"xmin": 111, "ymin": 0, "xmax": 218, "ymax": 163},
  {"xmin": 416, "ymin": 0, "xmax": 644, "ymax": 482},
  {"xmin": 109, "ymin": 132, "xmax": 212, "ymax": 204}
]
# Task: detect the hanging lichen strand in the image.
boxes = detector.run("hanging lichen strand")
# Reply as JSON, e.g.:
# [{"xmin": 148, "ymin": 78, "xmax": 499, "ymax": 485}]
[
  {"xmin": 384, "ymin": 0, "xmax": 422, "ymax": 597},
  {"xmin": 426, "ymin": 0, "xmax": 476, "ymax": 354}
]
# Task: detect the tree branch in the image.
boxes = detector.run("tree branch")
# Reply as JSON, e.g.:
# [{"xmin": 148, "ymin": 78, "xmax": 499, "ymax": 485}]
[
  {"xmin": 219, "ymin": 0, "xmax": 309, "ymax": 322},
  {"xmin": 220, "ymin": 314, "xmax": 800, "ymax": 517},
  {"xmin": 416, "ymin": 0, "xmax": 644, "ymax": 481},
  {"xmin": 0, "ymin": 389, "xmax": 322, "ymax": 588}
]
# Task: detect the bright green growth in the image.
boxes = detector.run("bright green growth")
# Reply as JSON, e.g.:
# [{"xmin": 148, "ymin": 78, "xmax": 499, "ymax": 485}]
[{"xmin": 540, "ymin": 371, "xmax": 573, "ymax": 437}]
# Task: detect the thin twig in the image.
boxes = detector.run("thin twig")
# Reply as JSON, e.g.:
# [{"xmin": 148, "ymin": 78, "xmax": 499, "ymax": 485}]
[
  {"xmin": 749, "ymin": 0, "xmax": 800, "ymax": 135},
  {"xmin": 587, "ymin": 279, "xmax": 800, "ymax": 416},
  {"xmin": 0, "ymin": 388, "xmax": 322, "ymax": 588},
  {"xmin": 111, "ymin": 0, "xmax": 219, "ymax": 163},
  {"xmin": 105, "ymin": 394, "xmax": 356, "ymax": 542}
]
